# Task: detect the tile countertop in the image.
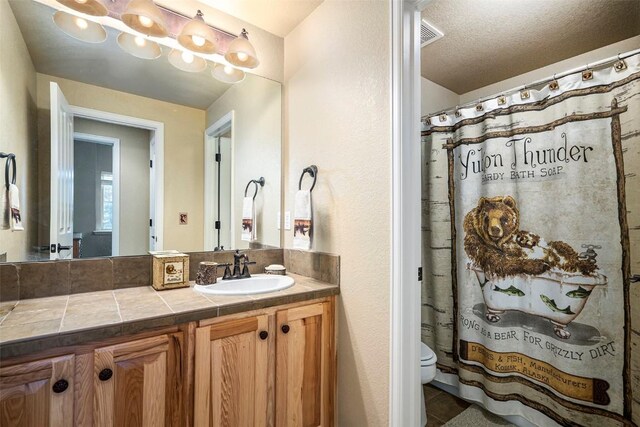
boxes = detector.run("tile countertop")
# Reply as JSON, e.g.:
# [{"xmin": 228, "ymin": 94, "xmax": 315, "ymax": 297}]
[{"xmin": 0, "ymin": 274, "xmax": 339, "ymax": 360}]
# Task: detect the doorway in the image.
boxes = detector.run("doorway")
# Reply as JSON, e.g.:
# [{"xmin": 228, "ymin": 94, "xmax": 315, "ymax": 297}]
[
  {"xmin": 72, "ymin": 132, "xmax": 120, "ymax": 257},
  {"xmin": 49, "ymin": 82, "xmax": 165, "ymax": 259},
  {"xmin": 204, "ymin": 111, "xmax": 235, "ymax": 251}
]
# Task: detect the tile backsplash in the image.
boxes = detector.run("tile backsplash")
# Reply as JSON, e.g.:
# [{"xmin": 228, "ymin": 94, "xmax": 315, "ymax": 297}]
[{"xmin": 0, "ymin": 249, "xmax": 340, "ymax": 302}]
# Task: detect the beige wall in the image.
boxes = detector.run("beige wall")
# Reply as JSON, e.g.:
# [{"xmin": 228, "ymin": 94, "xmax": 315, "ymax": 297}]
[
  {"xmin": 74, "ymin": 118, "xmax": 151, "ymax": 256},
  {"xmin": 284, "ymin": 1, "xmax": 391, "ymax": 425},
  {"xmin": 460, "ymin": 35, "xmax": 640, "ymax": 103},
  {"xmin": 421, "ymin": 77, "xmax": 460, "ymax": 117},
  {"xmin": 36, "ymin": 73, "xmax": 206, "ymax": 253},
  {"xmin": 207, "ymin": 75, "xmax": 282, "ymax": 249},
  {"xmin": 0, "ymin": 0, "xmax": 38, "ymax": 262}
]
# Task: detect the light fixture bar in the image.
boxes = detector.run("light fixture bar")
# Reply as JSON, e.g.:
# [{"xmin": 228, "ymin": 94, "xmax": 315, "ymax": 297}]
[{"xmin": 91, "ymin": 0, "xmax": 236, "ymax": 54}]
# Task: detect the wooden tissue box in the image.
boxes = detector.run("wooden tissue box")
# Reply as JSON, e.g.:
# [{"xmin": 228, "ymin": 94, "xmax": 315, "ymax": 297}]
[{"xmin": 149, "ymin": 250, "xmax": 190, "ymax": 291}]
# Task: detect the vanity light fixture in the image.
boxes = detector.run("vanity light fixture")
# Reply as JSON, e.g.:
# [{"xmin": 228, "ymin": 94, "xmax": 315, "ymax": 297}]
[
  {"xmin": 211, "ymin": 63, "xmax": 245, "ymax": 83},
  {"xmin": 177, "ymin": 10, "xmax": 218, "ymax": 55},
  {"xmin": 168, "ymin": 48, "xmax": 207, "ymax": 73},
  {"xmin": 56, "ymin": 0, "xmax": 107, "ymax": 16},
  {"xmin": 121, "ymin": 0, "xmax": 168, "ymax": 38},
  {"xmin": 53, "ymin": 10, "xmax": 107, "ymax": 43},
  {"xmin": 224, "ymin": 29, "xmax": 259, "ymax": 69},
  {"xmin": 117, "ymin": 32, "xmax": 162, "ymax": 59}
]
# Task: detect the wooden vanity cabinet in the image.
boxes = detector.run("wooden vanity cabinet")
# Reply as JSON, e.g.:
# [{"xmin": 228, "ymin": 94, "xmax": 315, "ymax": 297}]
[
  {"xmin": 276, "ymin": 302, "xmax": 334, "ymax": 427},
  {"xmin": 0, "ymin": 354, "xmax": 75, "ymax": 427},
  {"xmin": 193, "ymin": 298, "xmax": 336, "ymax": 427},
  {"xmin": 194, "ymin": 315, "xmax": 270, "ymax": 427},
  {"xmin": 92, "ymin": 333, "xmax": 184, "ymax": 427},
  {"xmin": 0, "ymin": 296, "xmax": 336, "ymax": 427}
]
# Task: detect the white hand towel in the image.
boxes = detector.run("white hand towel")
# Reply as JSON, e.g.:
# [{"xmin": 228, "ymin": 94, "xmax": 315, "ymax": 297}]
[
  {"xmin": 8, "ymin": 184, "xmax": 24, "ymax": 231},
  {"xmin": 241, "ymin": 196, "xmax": 256, "ymax": 242},
  {"xmin": 293, "ymin": 190, "xmax": 312, "ymax": 250},
  {"xmin": 0, "ymin": 187, "xmax": 9, "ymax": 230}
]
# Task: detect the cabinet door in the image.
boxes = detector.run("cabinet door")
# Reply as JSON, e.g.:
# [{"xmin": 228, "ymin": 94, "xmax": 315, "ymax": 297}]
[
  {"xmin": 93, "ymin": 334, "xmax": 181, "ymax": 427},
  {"xmin": 276, "ymin": 302, "xmax": 334, "ymax": 427},
  {"xmin": 0, "ymin": 354, "xmax": 75, "ymax": 427},
  {"xmin": 194, "ymin": 315, "xmax": 269, "ymax": 427}
]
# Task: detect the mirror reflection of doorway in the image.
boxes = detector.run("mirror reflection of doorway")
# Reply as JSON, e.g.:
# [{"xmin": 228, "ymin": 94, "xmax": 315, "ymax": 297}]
[
  {"xmin": 49, "ymin": 82, "xmax": 164, "ymax": 259},
  {"xmin": 204, "ymin": 111, "xmax": 234, "ymax": 252},
  {"xmin": 72, "ymin": 118, "xmax": 151, "ymax": 258},
  {"xmin": 215, "ymin": 130, "xmax": 232, "ymax": 250},
  {"xmin": 72, "ymin": 133, "xmax": 118, "ymax": 258}
]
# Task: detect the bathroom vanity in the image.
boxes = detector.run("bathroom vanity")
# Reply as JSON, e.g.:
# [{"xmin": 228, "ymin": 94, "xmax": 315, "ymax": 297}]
[{"xmin": 0, "ymin": 250, "xmax": 339, "ymax": 426}]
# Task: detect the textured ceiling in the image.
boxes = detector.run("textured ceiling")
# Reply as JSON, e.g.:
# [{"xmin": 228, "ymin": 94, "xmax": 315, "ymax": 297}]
[
  {"xmin": 196, "ymin": 0, "xmax": 323, "ymax": 37},
  {"xmin": 10, "ymin": 0, "xmax": 236, "ymax": 110},
  {"xmin": 421, "ymin": 0, "xmax": 640, "ymax": 94}
]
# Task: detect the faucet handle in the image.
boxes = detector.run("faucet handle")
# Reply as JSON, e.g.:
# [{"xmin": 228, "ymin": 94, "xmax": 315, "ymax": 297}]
[
  {"xmin": 241, "ymin": 261, "xmax": 257, "ymax": 278},
  {"xmin": 217, "ymin": 263, "xmax": 232, "ymax": 280}
]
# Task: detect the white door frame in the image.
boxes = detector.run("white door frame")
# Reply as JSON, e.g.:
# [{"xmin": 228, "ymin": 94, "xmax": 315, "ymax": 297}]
[
  {"xmin": 390, "ymin": 1, "xmax": 430, "ymax": 426},
  {"xmin": 73, "ymin": 132, "xmax": 121, "ymax": 256},
  {"xmin": 204, "ymin": 111, "xmax": 235, "ymax": 251},
  {"xmin": 69, "ymin": 106, "xmax": 164, "ymax": 251}
]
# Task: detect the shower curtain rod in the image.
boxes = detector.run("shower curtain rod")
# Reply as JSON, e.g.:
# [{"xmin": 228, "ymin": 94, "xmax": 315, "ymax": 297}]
[{"xmin": 425, "ymin": 48, "xmax": 640, "ymax": 120}]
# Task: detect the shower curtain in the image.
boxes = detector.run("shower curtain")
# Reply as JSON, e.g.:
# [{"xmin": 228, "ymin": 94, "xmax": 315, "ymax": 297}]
[{"xmin": 421, "ymin": 52, "xmax": 639, "ymax": 427}]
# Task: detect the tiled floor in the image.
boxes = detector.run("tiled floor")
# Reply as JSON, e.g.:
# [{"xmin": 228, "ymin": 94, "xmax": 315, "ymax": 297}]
[{"xmin": 424, "ymin": 384, "xmax": 471, "ymax": 427}]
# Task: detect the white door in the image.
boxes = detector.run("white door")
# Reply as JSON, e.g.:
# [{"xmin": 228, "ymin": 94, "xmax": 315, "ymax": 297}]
[{"xmin": 50, "ymin": 82, "xmax": 74, "ymax": 260}]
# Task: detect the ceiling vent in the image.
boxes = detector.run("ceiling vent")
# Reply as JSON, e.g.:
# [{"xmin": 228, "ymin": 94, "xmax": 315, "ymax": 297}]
[{"xmin": 420, "ymin": 19, "xmax": 443, "ymax": 47}]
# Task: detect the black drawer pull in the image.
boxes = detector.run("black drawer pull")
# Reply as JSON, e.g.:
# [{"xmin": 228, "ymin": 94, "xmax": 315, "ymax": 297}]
[
  {"xmin": 259, "ymin": 330, "xmax": 268, "ymax": 340},
  {"xmin": 52, "ymin": 379, "xmax": 69, "ymax": 393},
  {"xmin": 281, "ymin": 324, "xmax": 290, "ymax": 334},
  {"xmin": 98, "ymin": 368, "xmax": 113, "ymax": 381}
]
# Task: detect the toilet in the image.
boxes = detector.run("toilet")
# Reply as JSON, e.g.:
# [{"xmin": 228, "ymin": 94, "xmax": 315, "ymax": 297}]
[{"xmin": 420, "ymin": 342, "xmax": 437, "ymax": 426}]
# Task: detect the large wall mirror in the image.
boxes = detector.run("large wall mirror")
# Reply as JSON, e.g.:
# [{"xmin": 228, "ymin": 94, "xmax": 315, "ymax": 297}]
[{"xmin": 1, "ymin": 0, "xmax": 282, "ymax": 263}]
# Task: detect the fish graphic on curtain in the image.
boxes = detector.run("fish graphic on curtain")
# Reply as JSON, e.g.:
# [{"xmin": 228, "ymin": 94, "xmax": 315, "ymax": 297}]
[{"xmin": 421, "ymin": 53, "xmax": 639, "ymax": 427}]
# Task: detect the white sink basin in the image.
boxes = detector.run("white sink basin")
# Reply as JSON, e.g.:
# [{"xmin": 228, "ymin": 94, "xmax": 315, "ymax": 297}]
[{"xmin": 194, "ymin": 274, "xmax": 294, "ymax": 296}]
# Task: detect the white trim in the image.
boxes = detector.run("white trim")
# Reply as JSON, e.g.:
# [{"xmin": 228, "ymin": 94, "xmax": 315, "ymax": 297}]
[
  {"xmin": 204, "ymin": 111, "xmax": 235, "ymax": 250},
  {"xmin": 70, "ymin": 106, "xmax": 164, "ymax": 251},
  {"xmin": 73, "ymin": 132, "xmax": 120, "ymax": 256},
  {"xmin": 390, "ymin": 1, "xmax": 427, "ymax": 426}
]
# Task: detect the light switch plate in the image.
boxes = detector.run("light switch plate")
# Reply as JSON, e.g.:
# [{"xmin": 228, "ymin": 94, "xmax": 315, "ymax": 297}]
[{"xmin": 284, "ymin": 211, "xmax": 291, "ymax": 230}]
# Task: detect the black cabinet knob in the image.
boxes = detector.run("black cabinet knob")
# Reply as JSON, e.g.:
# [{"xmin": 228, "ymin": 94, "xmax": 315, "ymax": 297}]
[
  {"xmin": 52, "ymin": 379, "xmax": 69, "ymax": 393},
  {"xmin": 259, "ymin": 330, "xmax": 268, "ymax": 340},
  {"xmin": 98, "ymin": 368, "xmax": 113, "ymax": 381},
  {"xmin": 281, "ymin": 324, "xmax": 290, "ymax": 334}
]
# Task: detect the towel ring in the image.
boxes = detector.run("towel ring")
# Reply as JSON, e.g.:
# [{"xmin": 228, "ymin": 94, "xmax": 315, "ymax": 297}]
[
  {"xmin": 244, "ymin": 177, "xmax": 265, "ymax": 200},
  {"xmin": 1, "ymin": 152, "xmax": 16, "ymax": 191},
  {"xmin": 298, "ymin": 165, "xmax": 318, "ymax": 192}
]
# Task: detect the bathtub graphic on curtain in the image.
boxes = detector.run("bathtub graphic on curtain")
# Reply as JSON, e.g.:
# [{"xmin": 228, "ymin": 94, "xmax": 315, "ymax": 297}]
[{"xmin": 463, "ymin": 195, "xmax": 608, "ymax": 340}]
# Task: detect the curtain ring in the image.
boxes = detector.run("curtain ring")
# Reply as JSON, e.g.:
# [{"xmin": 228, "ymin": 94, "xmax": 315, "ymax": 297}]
[{"xmin": 614, "ymin": 54, "xmax": 627, "ymax": 72}]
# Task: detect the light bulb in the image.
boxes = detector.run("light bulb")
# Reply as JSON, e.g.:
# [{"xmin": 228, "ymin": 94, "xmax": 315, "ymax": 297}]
[
  {"xmin": 75, "ymin": 0, "xmax": 88, "ymax": 3},
  {"xmin": 134, "ymin": 36, "xmax": 146, "ymax": 47},
  {"xmin": 192, "ymin": 35, "xmax": 206, "ymax": 47},
  {"xmin": 138, "ymin": 15, "xmax": 154, "ymax": 28},
  {"xmin": 181, "ymin": 51, "xmax": 194, "ymax": 64},
  {"xmin": 75, "ymin": 17, "xmax": 88, "ymax": 30},
  {"xmin": 224, "ymin": 65, "xmax": 234, "ymax": 75},
  {"xmin": 236, "ymin": 52, "xmax": 249, "ymax": 62}
]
